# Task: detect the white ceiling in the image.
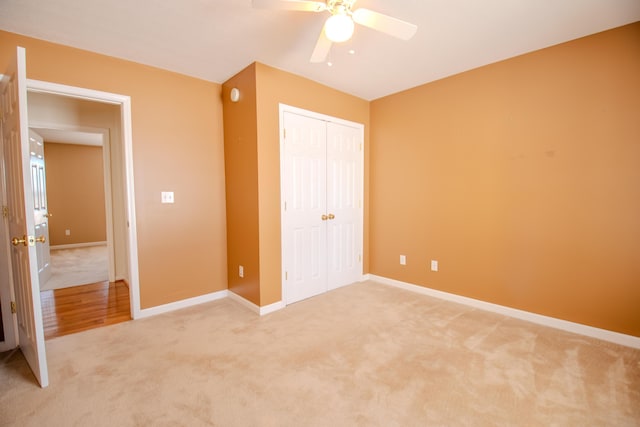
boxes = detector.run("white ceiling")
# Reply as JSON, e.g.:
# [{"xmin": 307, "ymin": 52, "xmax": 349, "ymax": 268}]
[{"xmin": 1, "ymin": 0, "xmax": 639, "ymax": 100}]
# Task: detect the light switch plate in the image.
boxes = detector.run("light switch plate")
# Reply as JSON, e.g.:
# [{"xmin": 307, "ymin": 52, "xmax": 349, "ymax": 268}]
[{"xmin": 161, "ymin": 191, "xmax": 174, "ymax": 204}]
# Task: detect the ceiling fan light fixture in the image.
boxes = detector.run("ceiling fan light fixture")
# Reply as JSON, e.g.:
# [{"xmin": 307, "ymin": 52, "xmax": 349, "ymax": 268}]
[{"xmin": 324, "ymin": 13, "xmax": 354, "ymax": 43}]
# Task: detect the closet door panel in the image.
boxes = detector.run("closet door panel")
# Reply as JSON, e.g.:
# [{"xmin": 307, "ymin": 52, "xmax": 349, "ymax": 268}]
[
  {"xmin": 326, "ymin": 122, "xmax": 362, "ymax": 289},
  {"xmin": 282, "ymin": 112, "xmax": 328, "ymax": 304}
]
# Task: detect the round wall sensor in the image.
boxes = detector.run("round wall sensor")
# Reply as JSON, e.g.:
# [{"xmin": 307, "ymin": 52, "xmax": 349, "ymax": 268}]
[{"xmin": 230, "ymin": 88, "xmax": 240, "ymax": 102}]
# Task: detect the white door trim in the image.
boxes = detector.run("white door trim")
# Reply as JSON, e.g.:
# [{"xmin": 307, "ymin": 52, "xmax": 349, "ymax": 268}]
[
  {"xmin": 279, "ymin": 103, "xmax": 364, "ymax": 305},
  {"xmin": 26, "ymin": 79, "xmax": 142, "ymax": 319},
  {"xmin": 280, "ymin": 104, "xmax": 366, "ymax": 131}
]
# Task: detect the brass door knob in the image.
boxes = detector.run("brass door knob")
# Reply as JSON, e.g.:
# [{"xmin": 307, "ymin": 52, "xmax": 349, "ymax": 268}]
[
  {"xmin": 11, "ymin": 236, "xmax": 27, "ymax": 246},
  {"xmin": 328, "ymin": 213, "xmax": 335, "ymax": 220},
  {"xmin": 321, "ymin": 214, "xmax": 328, "ymax": 221},
  {"xmin": 10, "ymin": 235, "xmax": 45, "ymax": 246},
  {"xmin": 44, "ymin": 213, "xmax": 53, "ymax": 218}
]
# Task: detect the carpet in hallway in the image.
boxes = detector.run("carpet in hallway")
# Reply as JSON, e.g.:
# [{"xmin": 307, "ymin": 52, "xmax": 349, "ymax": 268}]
[{"xmin": 40, "ymin": 245, "xmax": 108, "ymax": 291}]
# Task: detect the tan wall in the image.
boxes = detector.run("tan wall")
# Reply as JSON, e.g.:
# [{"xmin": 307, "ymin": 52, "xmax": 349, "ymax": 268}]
[
  {"xmin": 222, "ymin": 64, "xmax": 261, "ymax": 304},
  {"xmin": 0, "ymin": 31, "xmax": 227, "ymax": 309},
  {"xmin": 223, "ymin": 62, "xmax": 370, "ymax": 306},
  {"xmin": 44, "ymin": 143, "xmax": 106, "ymax": 246},
  {"xmin": 4, "ymin": 23, "xmax": 636, "ymax": 336},
  {"xmin": 369, "ymin": 23, "xmax": 640, "ymax": 336}
]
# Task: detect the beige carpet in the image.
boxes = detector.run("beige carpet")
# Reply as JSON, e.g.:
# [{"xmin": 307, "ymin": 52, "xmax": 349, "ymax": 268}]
[
  {"xmin": 40, "ymin": 245, "xmax": 109, "ymax": 291},
  {"xmin": 1, "ymin": 281, "xmax": 639, "ymax": 426}
]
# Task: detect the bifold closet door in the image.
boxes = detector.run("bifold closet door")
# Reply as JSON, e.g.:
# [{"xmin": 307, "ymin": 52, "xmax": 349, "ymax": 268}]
[
  {"xmin": 326, "ymin": 122, "xmax": 361, "ymax": 290},
  {"xmin": 282, "ymin": 112, "xmax": 328, "ymax": 304},
  {"xmin": 281, "ymin": 111, "xmax": 363, "ymax": 304}
]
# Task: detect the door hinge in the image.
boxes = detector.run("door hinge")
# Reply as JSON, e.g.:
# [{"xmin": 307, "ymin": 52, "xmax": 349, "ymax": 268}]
[
  {"xmin": 2, "ymin": 205, "xmax": 7, "ymax": 219},
  {"xmin": 359, "ymin": 143, "xmax": 363, "ymax": 152},
  {"xmin": 284, "ymin": 201, "xmax": 287, "ymax": 211},
  {"xmin": 11, "ymin": 301, "xmax": 17, "ymax": 314},
  {"xmin": 283, "ymin": 128, "xmax": 287, "ymax": 140},
  {"xmin": 285, "ymin": 271, "xmax": 288, "ymax": 280},
  {"xmin": 359, "ymin": 254, "xmax": 362, "ymax": 263}
]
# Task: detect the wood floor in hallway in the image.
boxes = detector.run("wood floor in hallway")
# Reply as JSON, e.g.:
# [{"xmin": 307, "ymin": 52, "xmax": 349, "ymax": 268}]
[{"xmin": 41, "ymin": 280, "xmax": 131, "ymax": 340}]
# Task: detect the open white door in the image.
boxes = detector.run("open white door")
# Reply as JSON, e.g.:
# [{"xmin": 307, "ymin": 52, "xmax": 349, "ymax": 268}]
[
  {"xmin": 29, "ymin": 130, "xmax": 52, "ymax": 286},
  {"xmin": 1, "ymin": 47, "xmax": 49, "ymax": 387}
]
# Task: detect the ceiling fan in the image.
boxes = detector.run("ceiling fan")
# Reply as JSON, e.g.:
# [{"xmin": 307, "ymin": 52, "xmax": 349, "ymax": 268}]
[{"xmin": 252, "ymin": 0, "xmax": 418, "ymax": 63}]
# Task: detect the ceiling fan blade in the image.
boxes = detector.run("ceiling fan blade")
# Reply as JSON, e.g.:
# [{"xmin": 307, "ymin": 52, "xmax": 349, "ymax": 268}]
[
  {"xmin": 252, "ymin": 0, "xmax": 327, "ymax": 12},
  {"xmin": 310, "ymin": 25, "xmax": 332, "ymax": 63},
  {"xmin": 352, "ymin": 8, "xmax": 417, "ymax": 40}
]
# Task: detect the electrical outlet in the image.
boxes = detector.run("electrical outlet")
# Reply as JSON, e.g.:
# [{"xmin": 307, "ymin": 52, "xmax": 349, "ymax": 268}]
[
  {"xmin": 161, "ymin": 191, "xmax": 174, "ymax": 204},
  {"xmin": 65, "ymin": 229, "xmax": 71, "ymax": 236},
  {"xmin": 431, "ymin": 260, "xmax": 438, "ymax": 272},
  {"xmin": 400, "ymin": 255, "xmax": 406, "ymax": 265},
  {"xmin": 239, "ymin": 265, "xmax": 244, "ymax": 278}
]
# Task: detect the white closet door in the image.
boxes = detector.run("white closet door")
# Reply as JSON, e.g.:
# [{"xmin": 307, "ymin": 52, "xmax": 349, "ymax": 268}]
[
  {"xmin": 281, "ymin": 106, "xmax": 364, "ymax": 305},
  {"xmin": 282, "ymin": 112, "xmax": 328, "ymax": 304},
  {"xmin": 326, "ymin": 122, "xmax": 362, "ymax": 289}
]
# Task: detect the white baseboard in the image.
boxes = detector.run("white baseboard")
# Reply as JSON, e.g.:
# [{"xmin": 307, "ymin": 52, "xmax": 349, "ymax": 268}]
[
  {"xmin": 369, "ymin": 274, "xmax": 640, "ymax": 350},
  {"xmin": 136, "ymin": 289, "xmax": 228, "ymax": 319},
  {"xmin": 260, "ymin": 300, "xmax": 286, "ymax": 315},
  {"xmin": 50, "ymin": 241, "xmax": 107, "ymax": 250},
  {"xmin": 227, "ymin": 291, "xmax": 286, "ymax": 316}
]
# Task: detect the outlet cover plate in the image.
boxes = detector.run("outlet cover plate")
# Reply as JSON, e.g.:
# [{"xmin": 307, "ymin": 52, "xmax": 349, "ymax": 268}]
[{"xmin": 161, "ymin": 191, "xmax": 174, "ymax": 204}]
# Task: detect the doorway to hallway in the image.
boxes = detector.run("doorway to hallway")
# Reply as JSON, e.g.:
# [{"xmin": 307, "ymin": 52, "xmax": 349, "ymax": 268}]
[{"xmin": 41, "ymin": 280, "xmax": 130, "ymax": 339}]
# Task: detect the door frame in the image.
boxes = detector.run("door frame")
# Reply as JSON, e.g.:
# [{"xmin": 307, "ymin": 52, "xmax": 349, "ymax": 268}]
[
  {"xmin": 279, "ymin": 103, "xmax": 364, "ymax": 305},
  {"xmin": 29, "ymin": 123, "xmax": 116, "ymax": 283},
  {"xmin": 25, "ymin": 80, "xmax": 142, "ymax": 319}
]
